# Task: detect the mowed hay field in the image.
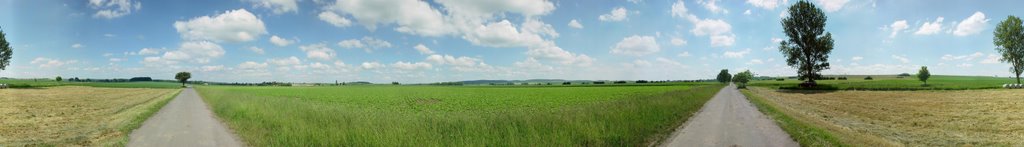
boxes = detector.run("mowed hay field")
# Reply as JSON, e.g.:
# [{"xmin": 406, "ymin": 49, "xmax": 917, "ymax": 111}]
[
  {"xmin": 0, "ymin": 86, "xmax": 180, "ymax": 146},
  {"xmin": 196, "ymin": 84, "xmax": 723, "ymax": 146},
  {"xmin": 749, "ymin": 75, "xmax": 1016, "ymax": 90},
  {"xmin": 747, "ymin": 87, "xmax": 1024, "ymax": 146}
]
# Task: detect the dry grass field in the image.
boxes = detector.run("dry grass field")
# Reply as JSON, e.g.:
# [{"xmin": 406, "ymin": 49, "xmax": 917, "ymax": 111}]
[
  {"xmin": 0, "ymin": 86, "xmax": 179, "ymax": 146},
  {"xmin": 747, "ymin": 87, "xmax": 1024, "ymax": 146}
]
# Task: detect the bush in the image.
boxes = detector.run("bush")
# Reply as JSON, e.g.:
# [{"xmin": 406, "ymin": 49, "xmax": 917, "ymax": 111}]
[
  {"xmin": 864, "ymin": 76, "xmax": 874, "ymax": 80},
  {"xmin": 776, "ymin": 78, "xmax": 785, "ymax": 81}
]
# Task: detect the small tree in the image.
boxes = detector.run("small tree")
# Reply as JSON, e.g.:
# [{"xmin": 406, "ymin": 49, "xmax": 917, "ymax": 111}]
[
  {"xmin": 0, "ymin": 26, "xmax": 13, "ymax": 75},
  {"xmin": 733, "ymin": 70, "xmax": 754, "ymax": 88},
  {"xmin": 780, "ymin": 0, "xmax": 835, "ymax": 87},
  {"xmin": 175, "ymin": 72, "xmax": 191, "ymax": 87},
  {"xmin": 918, "ymin": 66, "xmax": 930, "ymax": 86},
  {"xmin": 716, "ymin": 69, "xmax": 731, "ymax": 84},
  {"xmin": 55, "ymin": 76, "xmax": 62, "ymax": 82},
  {"xmin": 994, "ymin": 15, "xmax": 1024, "ymax": 84}
]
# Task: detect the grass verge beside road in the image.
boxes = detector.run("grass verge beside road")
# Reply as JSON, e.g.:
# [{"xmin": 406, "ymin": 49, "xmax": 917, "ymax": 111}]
[
  {"xmin": 197, "ymin": 84, "xmax": 724, "ymax": 146},
  {"xmin": 740, "ymin": 89, "xmax": 844, "ymax": 146}
]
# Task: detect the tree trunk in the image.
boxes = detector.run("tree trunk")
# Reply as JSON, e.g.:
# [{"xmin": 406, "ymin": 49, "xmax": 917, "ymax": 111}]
[{"xmin": 1017, "ymin": 74, "xmax": 1021, "ymax": 84}]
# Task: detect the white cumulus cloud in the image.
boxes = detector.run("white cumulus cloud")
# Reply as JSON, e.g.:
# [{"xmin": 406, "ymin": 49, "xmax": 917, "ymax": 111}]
[
  {"xmin": 242, "ymin": 0, "xmax": 298, "ymax": 14},
  {"xmin": 318, "ymin": 11, "xmax": 352, "ymax": 28},
  {"xmin": 174, "ymin": 9, "xmax": 267, "ymax": 42},
  {"xmin": 914, "ymin": 17, "xmax": 944, "ymax": 35},
  {"xmin": 269, "ymin": 35, "xmax": 294, "ymax": 46},
  {"xmin": 954, "ymin": 11, "xmax": 989, "ymax": 36},
  {"xmin": 889, "ymin": 20, "xmax": 909, "ymax": 38},
  {"xmin": 611, "ymin": 35, "xmax": 660, "ymax": 56},
  {"xmin": 89, "ymin": 0, "xmax": 141, "ymax": 19},
  {"xmin": 599, "ymin": 7, "xmax": 628, "ymax": 22},
  {"xmin": 568, "ymin": 19, "xmax": 583, "ymax": 29},
  {"xmin": 299, "ymin": 43, "xmax": 337, "ymax": 61}
]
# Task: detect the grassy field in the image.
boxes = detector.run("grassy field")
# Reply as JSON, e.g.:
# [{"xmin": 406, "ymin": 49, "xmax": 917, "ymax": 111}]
[
  {"xmin": 0, "ymin": 86, "xmax": 180, "ymax": 146},
  {"xmin": 749, "ymin": 75, "xmax": 1017, "ymax": 90},
  {"xmin": 746, "ymin": 87, "xmax": 1024, "ymax": 146},
  {"xmin": 0, "ymin": 79, "xmax": 183, "ymax": 89},
  {"xmin": 196, "ymin": 84, "xmax": 724, "ymax": 146}
]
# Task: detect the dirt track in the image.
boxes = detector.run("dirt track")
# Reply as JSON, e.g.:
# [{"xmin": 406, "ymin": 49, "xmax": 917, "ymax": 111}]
[
  {"xmin": 127, "ymin": 88, "xmax": 243, "ymax": 147},
  {"xmin": 661, "ymin": 84, "xmax": 798, "ymax": 147}
]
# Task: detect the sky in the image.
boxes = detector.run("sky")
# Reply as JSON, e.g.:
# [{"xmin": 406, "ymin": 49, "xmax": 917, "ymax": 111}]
[{"xmin": 0, "ymin": 0, "xmax": 1021, "ymax": 83}]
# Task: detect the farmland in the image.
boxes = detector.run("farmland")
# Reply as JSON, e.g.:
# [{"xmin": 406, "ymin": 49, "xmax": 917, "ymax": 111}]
[
  {"xmin": 749, "ymin": 75, "xmax": 1017, "ymax": 90},
  {"xmin": 744, "ymin": 87, "xmax": 1024, "ymax": 146},
  {"xmin": 0, "ymin": 86, "xmax": 180, "ymax": 146},
  {"xmin": 0, "ymin": 79, "xmax": 183, "ymax": 89},
  {"xmin": 195, "ymin": 83, "xmax": 723, "ymax": 146}
]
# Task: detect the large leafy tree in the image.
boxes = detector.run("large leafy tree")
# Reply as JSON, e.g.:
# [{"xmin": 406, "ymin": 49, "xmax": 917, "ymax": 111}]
[
  {"xmin": 779, "ymin": 0, "xmax": 834, "ymax": 86},
  {"xmin": 175, "ymin": 72, "xmax": 191, "ymax": 87},
  {"xmin": 994, "ymin": 15, "xmax": 1024, "ymax": 84},
  {"xmin": 0, "ymin": 26, "xmax": 12, "ymax": 74},
  {"xmin": 917, "ymin": 66, "xmax": 930, "ymax": 86},
  {"xmin": 716, "ymin": 69, "xmax": 731, "ymax": 84},
  {"xmin": 733, "ymin": 70, "xmax": 754, "ymax": 88}
]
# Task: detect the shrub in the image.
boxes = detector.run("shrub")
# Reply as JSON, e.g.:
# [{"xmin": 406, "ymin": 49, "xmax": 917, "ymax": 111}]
[{"xmin": 864, "ymin": 76, "xmax": 873, "ymax": 80}]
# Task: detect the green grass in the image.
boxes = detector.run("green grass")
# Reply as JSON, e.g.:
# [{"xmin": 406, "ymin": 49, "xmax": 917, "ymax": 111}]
[
  {"xmin": 749, "ymin": 75, "xmax": 1017, "ymax": 90},
  {"xmin": 0, "ymin": 79, "xmax": 182, "ymax": 89},
  {"xmin": 740, "ymin": 89, "xmax": 845, "ymax": 147},
  {"xmin": 195, "ymin": 84, "xmax": 724, "ymax": 146}
]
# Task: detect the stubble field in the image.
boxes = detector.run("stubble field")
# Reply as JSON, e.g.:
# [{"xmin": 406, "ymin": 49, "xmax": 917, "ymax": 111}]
[
  {"xmin": 0, "ymin": 86, "xmax": 180, "ymax": 146},
  {"xmin": 746, "ymin": 87, "xmax": 1024, "ymax": 146}
]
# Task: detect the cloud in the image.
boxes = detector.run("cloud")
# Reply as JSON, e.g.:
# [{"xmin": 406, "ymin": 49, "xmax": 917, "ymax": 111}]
[
  {"xmin": 956, "ymin": 63, "xmax": 974, "ymax": 68},
  {"xmin": 242, "ymin": 0, "xmax": 298, "ymax": 14},
  {"xmin": 337, "ymin": 36, "xmax": 393, "ymax": 52},
  {"xmin": 425, "ymin": 54, "xmax": 494, "ymax": 72},
  {"xmin": 238, "ymin": 61, "xmax": 268, "ymax": 70},
  {"xmin": 299, "ymin": 43, "xmax": 337, "ymax": 61},
  {"xmin": 109, "ymin": 58, "xmax": 122, "ymax": 62},
  {"xmin": 891, "ymin": 55, "xmax": 910, "ymax": 64},
  {"xmin": 747, "ymin": 59, "xmax": 764, "ymax": 65},
  {"xmin": 690, "ymin": 18, "xmax": 735, "ymax": 47},
  {"xmin": 269, "ymin": 35, "xmax": 294, "ymax": 46},
  {"xmin": 678, "ymin": 51, "xmax": 691, "ymax": 57},
  {"xmin": 851, "ymin": 56, "xmax": 863, "ymax": 61},
  {"xmin": 697, "ymin": 0, "xmax": 728, "ymax": 14},
  {"xmin": 723, "ymin": 48, "xmax": 751, "ymax": 58},
  {"xmin": 174, "ymin": 9, "xmax": 267, "ymax": 42},
  {"xmin": 391, "ymin": 61, "xmax": 433, "ymax": 70},
  {"xmin": 327, "ymin": 0, "xmax": 452, "ymax": 36},
  {"xmin": 954, "ymin": 11, "xmax": 989, "ymax": 36},
  {"xmin": 816, "ymin": 0, "xmax": 849, "ymax": 12},
  {"xmin": 31, "ymin": 57, "xmax": 77, "ymax": 68},
  {"xmin": 361, "ymin": 62, "xmax": 385, "ymax": 69},
  {"xmin": 568, "ymin": 19, "xmax": 584, "ymax": 29},
  {"xmin": 318, "ymin": 11, "xmax": 352, "ymax": 28},
  {"xmin": 744, "ymin": 9, "xmax": 752, "ymax": 15},
  {"xmin": 610, "ymin": 35, "xmax": 660, "ymax": 56},
  {"xmin": 914, "ymin": 17, "xmax": 944, "ymax": 35},
  {"xmin": 142, "ymin": 41, "xmax": 225, "ymax": 65},
  {"xmin": 138, "ymin": 48, "xmax": 160, "ymax": 55},
  {"xmin": 671, "ymin": 0, "xmax": 689, "ymax": 18},
  {"xmin": 202, "ymin": 65, "xmax": 225, "ymax": 72},
  {"xmin": 980, "ymin": 54, "xmax": 1002, "ymax": 64},
  {"xmin": 462, "ymin": 20, "xmax": 548, "ymax": 48},
  {"xmin": 413, "ymin": 44, "xmax": 435, "ymax": 55},
  {"xmin": 525, "ymin": 42, "xmax": 595, "ymax": 66},
  {"xmin": 267, "ymin": 56, "xmax": 301, "ymax": 66},
  {"xmin": 599, "ymin": 7, "xmax": 628, "ymax": 22},
  {"xmin": 671, "ymin": 37, "xmax": 687, "ymax": 46},
  {"xmin": 89, "ymin": 0, "xmax": 141, "ymax": 19},
  {"xmin": 888, "ymin": 20, "xmax": 909, "ymax": 38},
  {"xmin": 71, "ymin": 43, "xmax": 84, "ymax": 48},
  {"xmin": 747, "ymin": 0, "xmax": 787, "ymax": 9},
  {"xmin": 248, "ymin": 46, "xmax": 265, "ymax": 54},
  {"xmin": 941, "ymin": 52, "xmax": 984, "ymax": 61}
]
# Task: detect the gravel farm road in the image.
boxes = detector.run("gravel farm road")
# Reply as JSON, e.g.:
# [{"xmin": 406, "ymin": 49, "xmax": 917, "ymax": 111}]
[
  {"xmin": 127, "ymin": 88, "xmax": 243, "ymax": 147},
  {"xmin": 661, "ymin": 84, "xmax": 798, "ymax": 147}
]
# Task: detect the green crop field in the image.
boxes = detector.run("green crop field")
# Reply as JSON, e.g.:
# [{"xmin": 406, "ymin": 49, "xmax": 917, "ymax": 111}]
[
  {"xmin": 195, "ymin": 83, "xmax": 723, "ymax": 146},
  {"xmin": 0, "ymin": 79, "xmax": 182, "ymax": 89},
  {"xmin": 749, "ymin": 75, "xmax": 1017, "ymax": 90}
]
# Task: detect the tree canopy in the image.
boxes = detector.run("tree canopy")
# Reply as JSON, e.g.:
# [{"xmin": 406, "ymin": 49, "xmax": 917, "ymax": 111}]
[
  {"xmin": 994, "ymin": 15, "xmax": 1024, "ymax": 84},
  {"xmin": 0, "ymin": 26, "xmax": 13, "ymax": 73},
  {"xmin": 917, "ymin": 66, "xmax": 930, "ymax": 86},
  {"xmin": 733, "ymin": 70, "xmax": 753, "ymax": 88},
  {"xmin": 175, "ymin": 72, "xmax": 192, "ymax": 87},
  {"xmin": 780, "ymin": 0, "xmax": 834, "ymax": 86},
  {"xmin": 716, "ymin": 69, "xmax": 731, "ymax": 84}
]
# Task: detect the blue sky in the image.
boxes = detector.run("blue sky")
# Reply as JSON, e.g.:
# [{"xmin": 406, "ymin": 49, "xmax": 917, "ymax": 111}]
[{"xmin": 0, "ymin": 0, "xmax": 1021, "ymax": 83}]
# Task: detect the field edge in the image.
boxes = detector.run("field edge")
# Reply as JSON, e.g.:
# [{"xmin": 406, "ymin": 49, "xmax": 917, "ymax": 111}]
[{"xmin": 739, "ymin": 89, "xmax": 845, "ymax": 147}]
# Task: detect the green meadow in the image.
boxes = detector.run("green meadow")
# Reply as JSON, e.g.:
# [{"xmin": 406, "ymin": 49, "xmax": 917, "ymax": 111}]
[
  {"xmin": 195, "ymin": 83, "xmax": 723, "ymax": 146},
  {"xmin": 0, "ymin": 79, "xmax": 182, "ymax": 89}
]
